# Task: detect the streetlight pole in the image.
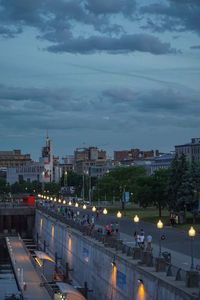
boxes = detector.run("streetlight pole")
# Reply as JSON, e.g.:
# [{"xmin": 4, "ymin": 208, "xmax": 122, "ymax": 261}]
[
  {"xmin": 82, "ymin": 171, "xmax": 85, "ymax": 202},
  {"xmin": 157, "ymin": 220, "xmax": 163, "ymax": 258},
  {"xmin": 134, "ymin": 215, "xmax": 139, "ymax": 248},
  {"xmin": 188, "ymin": 226, "xmax": 196, "ymax": 271}
]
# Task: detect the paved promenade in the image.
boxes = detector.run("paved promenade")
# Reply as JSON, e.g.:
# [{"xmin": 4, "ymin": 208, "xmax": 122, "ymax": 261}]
[
  {"xmin": 7, "ymin": 236, "xmax": 52, "ymax": 300},
  {"xmin": 76, "ymin": 207, "xmax": 200, "ymax": 271}
]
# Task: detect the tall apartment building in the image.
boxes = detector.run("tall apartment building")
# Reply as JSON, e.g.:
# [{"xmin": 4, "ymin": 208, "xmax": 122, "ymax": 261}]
[
  {"xmin": 74, "ymin": 147, "xmax": 107, "ymax": 174},
  {"xmin": 175, "ymin": 138, "xmax": 200, "ymax": 162},
  {"xmin": 0, "ymin": 150, "xmax": 31, "ymax": 167}
]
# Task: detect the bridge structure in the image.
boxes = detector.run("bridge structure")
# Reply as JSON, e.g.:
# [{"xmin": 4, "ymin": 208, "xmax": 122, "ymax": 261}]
[{"xmin": 0, "ymin": 203, "xmax": 35, "ymax": 237}]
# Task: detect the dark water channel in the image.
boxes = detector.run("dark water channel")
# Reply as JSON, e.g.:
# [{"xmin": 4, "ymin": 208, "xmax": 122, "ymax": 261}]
[{"xmin": 0, "ymin": 238, "xmax": 21, "ymax": 300}]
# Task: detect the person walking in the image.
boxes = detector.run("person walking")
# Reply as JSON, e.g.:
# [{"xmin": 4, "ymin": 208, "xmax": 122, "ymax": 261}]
[
  {"xmin": 146, "ymin": 233, "xmax": 152, "ymax": 249},
  {"xmin": 110, "ymin": 223, "xmax": 114, "ymax": 234},
  {"xmin": 115, "ymin": 222, "xmax": 119, "ymax": 233},
  {"xmin": 91, "ymin": 215, "xmax": 95, "ymax": 225}
]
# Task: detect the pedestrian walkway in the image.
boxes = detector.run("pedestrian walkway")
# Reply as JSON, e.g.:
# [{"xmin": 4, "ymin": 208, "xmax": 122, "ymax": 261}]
[
  {"xmin": 95, "ymin": 224, "xmax": 200, "ymax": 272},
  {"xmin": 6, "ymin": 236, "xmax": 52, "ymax": 300}
]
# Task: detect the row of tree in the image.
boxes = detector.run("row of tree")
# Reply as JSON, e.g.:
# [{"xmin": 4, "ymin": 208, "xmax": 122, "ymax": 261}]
[{"xmin": 91, "ymin": 154, "xmax": 200, "ymax": 218}]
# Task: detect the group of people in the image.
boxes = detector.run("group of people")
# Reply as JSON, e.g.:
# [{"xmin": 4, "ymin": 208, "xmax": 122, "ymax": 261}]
[
  {"xmin": 134, "ymin": 229, "xmax": 152, "ymax": 250},
  {"xmin": 105, "ymin": 222, "xmax": 119, "ymax": 235}
]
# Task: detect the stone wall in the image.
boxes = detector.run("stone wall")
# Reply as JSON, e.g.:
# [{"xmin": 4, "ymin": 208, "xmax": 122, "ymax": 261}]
[{"xmin": 34, "ymin": 209, "xmax": 198, "ymax": 300}]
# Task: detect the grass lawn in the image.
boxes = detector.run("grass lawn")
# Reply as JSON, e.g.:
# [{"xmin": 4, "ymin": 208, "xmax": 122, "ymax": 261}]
[{"xmin": 106, "ymin": 206, "xmax": 200, "ymax": 233}]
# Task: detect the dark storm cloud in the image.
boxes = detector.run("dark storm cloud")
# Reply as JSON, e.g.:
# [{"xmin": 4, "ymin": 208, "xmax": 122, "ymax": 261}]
[
  {"xmin": 190, "ymin": 45, "xmax": 200, "ymax": 50},
  {"xmin": 85, "ymin": 0, "xmax": 135, "ymax": 17},
  {"xmin": 0, "ymin": 0, "xmax": 177, "ymax": 55},
  {"xmin": 140, "ymin": 0, "xmax": 200, "ymax": 35},
  {"xmin": 0, "ymin": 83, "xmax": 200, "ymax": 133},
  {"xmin": 103, "ymin": 87, "xmax": 200, "ymax": 117},
  {"xmin": 0, "ymin": 0, "xmax": 125, "ymax": 37},
  {"xmin": 0, "ymin": 84, "xmax": 84, "ymax": 112},
  {"xmin": 46, "ymin": 34, "xmax": 176, "ymax": 54}
]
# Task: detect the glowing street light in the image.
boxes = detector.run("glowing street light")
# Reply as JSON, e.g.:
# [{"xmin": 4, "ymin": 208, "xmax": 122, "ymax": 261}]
[
  {"xmin": 188, "ymin": 226, "xmax": 196, "ymax": 270},
  {"xmin": 157, "ymin": 220, "xmax": 163, "ymax": 257},
  {"xmin": 63, "ymin": 200, "xmax": 66, "ymax": 204},
  {"xmin": 69, "ymin": 201, "xmax": 72, "ymax": 206},
  {"xmin": 54, "ymin": 198, "xmax": 57, "ymax": 202},
  {"xmin": 134, "ymin": 215, "xmax": 139, "ymax": 223},
  {"xmin": 75, "ymin": 203, "xmax": 79, "ymax": 208},
  {"xmin": 58, "ymin": 199, "xmax": 61, "ymax": 203},
  {"xmin": 103, "ymin": 208, "xmax": 108, "ymax": 215},
  {"xmin": 83, "ymin": 204, "xmax": 87, "ymax": 210},
  {"xmin": 117, "ymin": 211, "xmax": 122, "ymax": 218},
  {"xmin": 92, "ymin": 206, "xmax": 96, "ymax": 212}
]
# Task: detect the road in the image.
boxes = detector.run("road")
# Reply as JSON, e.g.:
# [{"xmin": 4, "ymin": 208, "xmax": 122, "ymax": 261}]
[{"xmin": 75, "ymin": 206, "xmax": 200, "ymax": 260}]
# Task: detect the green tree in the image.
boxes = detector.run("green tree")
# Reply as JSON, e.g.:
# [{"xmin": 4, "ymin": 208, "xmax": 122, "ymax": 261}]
[
  {"xmin": 135, "ymin": 169, "xmax": 169, "ymax": 217},
  {"xmin": 167, "ymin": 153, "xmax": 189, "ymax": 211}
]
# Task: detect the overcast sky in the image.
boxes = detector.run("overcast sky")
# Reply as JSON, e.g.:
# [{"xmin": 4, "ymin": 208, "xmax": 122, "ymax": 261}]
[{"xmin": 0, "ymin": 0, "xmax": 200, "ymax": 160}]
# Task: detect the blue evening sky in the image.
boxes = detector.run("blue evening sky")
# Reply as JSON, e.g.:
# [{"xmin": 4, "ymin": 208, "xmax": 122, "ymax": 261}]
[{"xmin": 0, "ymin": 0, "xmax": 200, "ymax": 160}]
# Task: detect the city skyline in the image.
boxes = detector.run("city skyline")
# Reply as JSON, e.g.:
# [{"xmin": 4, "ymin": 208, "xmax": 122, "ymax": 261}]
[{"xmin": 0, "ymin": 0, "xmax": 200, "ymax": 160}]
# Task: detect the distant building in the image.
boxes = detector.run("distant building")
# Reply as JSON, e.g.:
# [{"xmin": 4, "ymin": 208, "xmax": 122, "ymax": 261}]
[
  {"xmin": 6, "ymin": 132, "xmax": 62, "ymax": 184},
  {"xmin": 175, "ymin": 138, "xmax": 200, "ymax": 163},
  {"xmin": 0, "ymin": 150, "xmax": 31, "ymax": 168},
  {"xmin": 114, "ymin": 148, "xmax": 163, "ymax": 162},
  {"xmin": 74, "ymin": 146, "xmax": 107, "ymax": 174},
  {"xmin": 7, "ymin": 162, "xmax": 44, "ymax": 184},
  {"xmin": 60, "ymin": 156, "xmax": 74, "ymax": 174},
  {"xmin": 149, "ymin": 153, "xmax": 175, "ymax": 175}
]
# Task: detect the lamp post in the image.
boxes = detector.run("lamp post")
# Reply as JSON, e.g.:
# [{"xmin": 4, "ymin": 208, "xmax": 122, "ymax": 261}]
[
  {"xmin": 157, "ymin": 220, "xmax": 163, "ymax": 257},
  {"xmin": 134, "ymin": 215, "xmax": 139, "ymax": 247},
  {"xmin": 82, "ymin": 170, "xmax": 85, "ymax": 202},
  {"xmin": 188, "ymin": 226, "xmax": 196, "ymax": 271},
  {"xmin": 117, "ymin": 211, "xmax": 122, "ymax": 218}
]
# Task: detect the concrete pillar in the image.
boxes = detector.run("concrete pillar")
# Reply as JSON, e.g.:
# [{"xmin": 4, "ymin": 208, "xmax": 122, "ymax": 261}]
[
  {"xmin": 155, "ymin": 257, "xmax": 166, "ymax": 272},
  {"xmin": 132, "ymin": 247, "xmax": 141, "ymax": 260},
  {"xmin": 27, "ymin": 216, "xmax": 35, "ymax": 237},
  {"xmin": 6, "ymin": 215, "xmax": 12, "ymax": 233},
  {"xmin": 0, "ymin": 215, "xmax": 4, "ymax": 233},
  {"xmin": 142, "ymin": 251, "xmax": 153, "ymax": 267},
  {"xmin": 186, "ymin": 271, "xmax": 199, "ymax": 287}
]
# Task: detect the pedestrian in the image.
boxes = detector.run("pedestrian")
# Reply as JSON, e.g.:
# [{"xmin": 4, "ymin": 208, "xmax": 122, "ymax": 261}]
[
  {"xmin": 110, "ymin": 223, "xmax": 114, "ymax": 234},
  {"xmin": 81, "ymin": 215, "xmax": 85, "ymax": 225},
  {"xmin": 134, "ymin": 231, "xmax": 137, "ymax": 243},
  {"xmin": 87, "ymin": 214, "xmax": 90, "ymax": 224},
  {"xmin": 96, "ymin": 209, "xmax": 100, "ymax": 218},
  {"xmin": 61, "ymin": 206, "xmax": 65, "ymax": 216},
  {"xmin": 146, "ymin": 233, "xmax": 152, "ymax": 249},
  {"xmin": 106, "ymin": 224, "xmax": 110, "ymax": 235},
  {"xmin": 71, "ymin": 210, "xmax": 74, "ymax": 219},
  {"xmin": 115, "ymin": 222, "xmax": 119, "ymax": 233},
  {"xmin": 91, "ymin": 215, "xmax": 95, "ymax": 225},
  {"xmin": 65, "ymin": 207, "xmax": 68, "ymax": 215},
  {"xmin": 140, "ymin": 228, "xmax": 145, "ymax": 236},
  {"xmin": 140, "ymin": 233, "xmax": 145, "ymax": 250},
  {"xmin": 67, "ymin": 209, "xmax": 71, "ymax": 218}
]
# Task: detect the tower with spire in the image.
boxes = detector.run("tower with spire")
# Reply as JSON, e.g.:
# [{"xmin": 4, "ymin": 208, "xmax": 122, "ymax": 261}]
[{"xmin": 41, "ymin": 130, "xmax": 53, "ymax": 182}]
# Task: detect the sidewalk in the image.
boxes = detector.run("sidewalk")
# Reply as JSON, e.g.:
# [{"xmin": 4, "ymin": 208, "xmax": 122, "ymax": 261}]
[
  {"xmin": 95, "ymin": 224, "xmax": 200, "ymax": 272},
  {"xmin": 7, "ymin": 236, "xmax": 51, "ymax": 300}
]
